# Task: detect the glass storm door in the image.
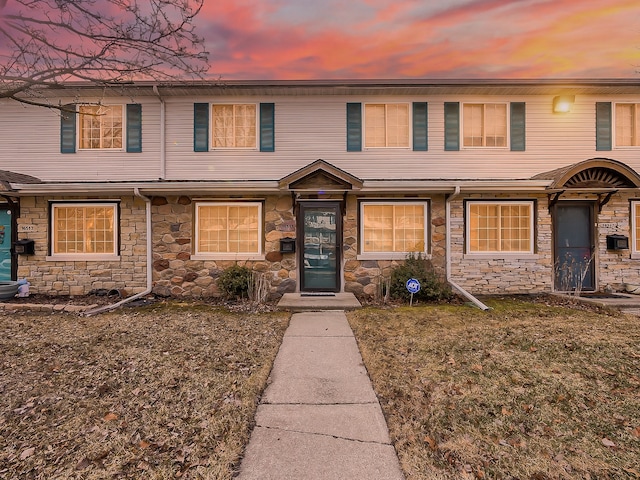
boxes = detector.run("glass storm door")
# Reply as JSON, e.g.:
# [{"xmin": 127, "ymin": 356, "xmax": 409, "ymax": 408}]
[
  {"xmin": 0, "ymin": 208, "xmax": 13, "ymax": 281},
  {"xmin": 554, "ymin": 203, "xmax": 595, "ymax": 292},
  {"xmin": 299, "ymin": 202, "xmax": 341, "ymax": 292}
]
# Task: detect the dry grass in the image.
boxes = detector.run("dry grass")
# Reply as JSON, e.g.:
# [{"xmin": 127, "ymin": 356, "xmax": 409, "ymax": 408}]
[
  {"xmin": 0, "ymin": 301, "xmax": 289, "ymax": 479},
  {"xmin": 348, "ymin": 297, "xmax": 640, "ymax": 480}
]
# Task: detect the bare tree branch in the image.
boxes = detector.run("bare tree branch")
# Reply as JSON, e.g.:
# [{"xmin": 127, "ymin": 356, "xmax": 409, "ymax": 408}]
[{"xmin": 0, "ymin": 0, "xmax": 209, "ymax": 108}]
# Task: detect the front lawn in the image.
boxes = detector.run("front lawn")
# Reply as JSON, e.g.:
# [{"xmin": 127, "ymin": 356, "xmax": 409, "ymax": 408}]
[
  {"xmin": 348, "ymin": 298, "xmax": 640, "ymax": 479},
  {"xmin": 0, "ymin": 302, "xmax": 289, "ymax": 479}
]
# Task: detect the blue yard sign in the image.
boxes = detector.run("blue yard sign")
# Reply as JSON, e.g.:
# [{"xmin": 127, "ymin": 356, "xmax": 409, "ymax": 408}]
[{"xmin": 406, "ymin": 278, "xmax": 421, "ymax": 306}]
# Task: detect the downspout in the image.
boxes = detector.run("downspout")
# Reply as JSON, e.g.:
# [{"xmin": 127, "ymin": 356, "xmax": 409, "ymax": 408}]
[
  {"xmin": 446, "ymin": 186, "xmax": 491, "ymax": 311},
  {"xmin": 85, "ymin": 188, "xmax": 153, "ymax": 315},
  {"xmin": 152, "ymin": 85, "xmax": 166, "ymax": 180}
]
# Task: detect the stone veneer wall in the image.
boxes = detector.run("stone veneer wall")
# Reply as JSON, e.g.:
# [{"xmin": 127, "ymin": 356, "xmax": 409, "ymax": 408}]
[
  {"xmin": 151, "ymin": 195, "xmax": 297, "ymax": 299},
  {"xmin": 16, "ymin": 196, "xmax": 148, "ymax": 295}
]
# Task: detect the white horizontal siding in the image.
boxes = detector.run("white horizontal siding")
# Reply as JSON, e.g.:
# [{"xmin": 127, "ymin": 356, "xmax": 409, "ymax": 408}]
[
  {"xmin": 3, "ymin": 92, "xmax": 640, "ymax": 183},
  {"xmin": 0, "ymin": 97, "xmax": 162, "ymax": 182}
]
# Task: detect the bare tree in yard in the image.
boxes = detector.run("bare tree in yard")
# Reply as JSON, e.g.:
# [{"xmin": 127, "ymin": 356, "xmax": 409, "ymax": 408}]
[{"xmin": 0, "ymin": 0, "xmax": 209, "ymax": 108}]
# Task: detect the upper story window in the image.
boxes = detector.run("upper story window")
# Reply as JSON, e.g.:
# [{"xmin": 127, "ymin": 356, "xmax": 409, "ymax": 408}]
[
  {"xmin": 194, "ymin": 202, "xmax": 262, "ymax": 258},
  {"xmin": 79, "ymin": 105, "xmax": 124, "ymax": 149},
  {"xmin": 466, "ymin": 201, "xmax": 533, "ymax": 254},
  {"xmin": 364, "ymin": 103, "xmax": 410, "ymax": 148},
  {"xmin": 615, "ymin": 103, "xmax": 640, "ymax": 146},
  {"xmin": 50, "ymin": 203, "xmax": 118, "ymax": 259},
  {"xmin": 360, "ymin": 201, "xmax": 428, "ymax": 259},
  {"xmin": 463, "ymin": 103, "xmax": 507, "ymax": 148},
  {"xmin": 212, "ymin": 104, "xmax": 257, "ymax": 148}
]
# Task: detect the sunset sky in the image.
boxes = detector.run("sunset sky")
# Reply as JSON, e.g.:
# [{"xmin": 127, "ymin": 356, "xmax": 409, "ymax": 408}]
[{"xmin": 199, "ymin": 0, "xmax": 640, "ymax": 80}]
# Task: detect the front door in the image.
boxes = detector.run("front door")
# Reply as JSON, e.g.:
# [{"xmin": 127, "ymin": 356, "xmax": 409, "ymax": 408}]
[
  {"xmin": 0, "ymin": 207, "xmax": 15, "ymax": 281},
  {"xmin": 554, "ymin": 203, "xmax": 595, "ymax": 292},
  {"xmin": 299, "ymin": 202, "xmax": 341, "ymax": 292}
]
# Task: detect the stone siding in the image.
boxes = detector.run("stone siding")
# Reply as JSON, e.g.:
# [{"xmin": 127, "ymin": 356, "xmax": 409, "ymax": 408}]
[{"xmin": 16, "ymin": 196, "xmax": 148, "ymax": 296}]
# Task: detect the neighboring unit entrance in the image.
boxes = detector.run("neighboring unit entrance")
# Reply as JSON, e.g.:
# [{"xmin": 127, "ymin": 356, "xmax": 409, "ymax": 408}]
[
  {"xmin": 0, "ymin": 207, "xmax": 14, "ymax": 281},
  {"xmin": 554, "ymin": 203, "xmax": 595, "ymax": 292},
  {"xmin": 298, "ymin": 202, "xmax": 341, "ymax": 292}
]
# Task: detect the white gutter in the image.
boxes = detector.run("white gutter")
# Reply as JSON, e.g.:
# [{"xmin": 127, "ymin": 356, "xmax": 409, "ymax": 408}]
[
  {"xmin": 84, "ymin": 188, "xmax": 153, "ymax": 316},
  {"xmin": 152, "ymin": 85, "xmax": 166, "ymax": 180},
  {"xmin": 446, "ymin": 186, "xmax": 491, "ymax": 311}
]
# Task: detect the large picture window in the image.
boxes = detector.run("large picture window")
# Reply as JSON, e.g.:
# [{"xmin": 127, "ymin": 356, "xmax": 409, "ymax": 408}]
[
  {"xmin": 212, "ymin": 104, "xmax": 257, "ymax": 148},
  {"xmin": 360, "ymin": 202, "xmax": 427, "ymax": 258},
  {"xmin": 51, "ymin": 203, "xmax": 118, "ymax": 257},
  {"xmin": 615, "ymin": 103, "xmax": 640, "ymax": 146},
  {"xmin": 463, "ymin": 103, "xmax": 507, "ymax": 147},
  {"xmin": 467, "ymin": 201, "xmax": 533, "ymax": 254},
  {"xmin": 195, "ymin": 202, "xmax": 262, "ymax": 257},
  {"xmin": 364, "ymin": 103, "xmax": 410, "ymax": 148},
  {"xmin": 79, "ymin": 105, "xmax": 123, "ymax": 149},
  {"xmin": 632, "ymin": 201, "xmax": 640, "ymax": 255}
]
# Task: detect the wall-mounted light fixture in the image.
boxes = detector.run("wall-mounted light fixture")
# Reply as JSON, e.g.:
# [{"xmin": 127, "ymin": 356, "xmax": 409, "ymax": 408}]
[{"xmin": 553, "ymin": 95, "xmax": 575, "ymax": 113}]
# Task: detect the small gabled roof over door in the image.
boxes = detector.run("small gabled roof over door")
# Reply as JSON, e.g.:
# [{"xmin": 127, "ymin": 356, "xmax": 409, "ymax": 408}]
[
  {"xmin": 532, "ymin": 158, "xmax": 640, "ymax": 190},
  {"xmin": 278, "ymin": 159, "xmax": 363, "ymax": 193}
]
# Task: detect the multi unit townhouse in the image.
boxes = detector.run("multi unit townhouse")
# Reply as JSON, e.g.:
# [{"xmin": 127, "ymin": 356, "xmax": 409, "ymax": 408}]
[{"xmin": 1, "ymin": 79, "xmax": 640, "ymax": 301}]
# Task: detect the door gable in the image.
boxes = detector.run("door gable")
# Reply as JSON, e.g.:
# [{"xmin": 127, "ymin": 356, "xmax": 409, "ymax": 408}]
[{"xmin": 279, "ymin": 159, "xmax": 363, "ymax": 192}]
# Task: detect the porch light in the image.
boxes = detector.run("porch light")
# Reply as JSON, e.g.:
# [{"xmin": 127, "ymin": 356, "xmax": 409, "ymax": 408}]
[{"xmin": 553, "ymin": 95, "xmax": 575, "ymax": 113}]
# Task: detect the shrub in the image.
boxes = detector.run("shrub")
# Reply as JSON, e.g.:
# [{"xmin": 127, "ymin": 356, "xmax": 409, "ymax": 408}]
[
  {"xmin": 389, "ymin": 253, "xmax": 452, "ymax": 302},
  {"xmin": 217, "ymin": 264, "xmax": 252, "ymax": 299}
]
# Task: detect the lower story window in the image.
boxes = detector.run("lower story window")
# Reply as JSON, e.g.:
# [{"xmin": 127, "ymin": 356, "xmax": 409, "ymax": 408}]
[
  {"xmin": 467, "ymin": 201, "xmax": 533, "ymax": 254},
  {"xmin": 632, "ymin": 201, "xmax": 640, "ymax": 254},
  {"xmin": 361, "ymin": 201, "xmax": 427, "ymax": 256},
  {"xmin": 51, "ymin": 203, "xmax": 118, "ymax": 256},
  {"xmin": 195, "ymin": 202, "xmax": 262, "ymax": 256}
]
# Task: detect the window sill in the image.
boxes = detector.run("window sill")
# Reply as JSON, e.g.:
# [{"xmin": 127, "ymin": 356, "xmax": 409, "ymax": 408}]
[
  {"xmin": 191, "ymin": 254, "xmax": 265, "ymax": 261},
  {"xmin": 463, "ymin": 253, "xmax": 538, "ymax": 260},
  {"xmin": 46, "ymin": 254, "xmax": 121, "ymax": 262},
  {"xmin": 357, "ymin": 253, "xmax": 431, "ymax": 261}
]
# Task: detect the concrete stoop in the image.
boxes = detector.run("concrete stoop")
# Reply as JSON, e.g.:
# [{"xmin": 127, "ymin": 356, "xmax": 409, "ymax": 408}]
[{"xmin": 276, "ymin": 292, "xmax": 362, "ymax": 311}]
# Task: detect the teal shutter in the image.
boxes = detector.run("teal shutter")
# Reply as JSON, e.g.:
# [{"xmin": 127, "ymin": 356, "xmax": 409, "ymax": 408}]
[
  {"xmin": 510, "ymin": 102, "xmax": 526, "ymax": 151},
  {"xmin": 346, "ymin": 103, "xmax": 362, "ymax": 151},
  {"xmin": 126, "ymin": 104, "xmax": 142, "ymax": 153},
  {"xmin": 60, "ymin": 104, "xmax": 77, "ymax": 153},
  {"xmin": 412, "ymin": 102, "xmax": 428, "ymax": 151},
  {"xmin": 596, "ymin": 102, "xmax": 612, "ymax": 151},
  {"xmin": 194, "ymin": 103, "xmax": 209, "ymax": 152},
  {"xmin": 444, "ymin": 102, "xmax": 460, "ymax": 151},
  {"xmin": 260, "ymin": 103, "xmax": 275, "ymax": 152}
]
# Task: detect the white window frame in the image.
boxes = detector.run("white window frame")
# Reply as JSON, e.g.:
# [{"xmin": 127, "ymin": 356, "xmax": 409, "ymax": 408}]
[
  {"xmin": 77, "ymin": 104, "xmax": 125, "ymax": 150},
  {"xmin": 461, "ymin": 103, "xmax": 509, "ymax": 149},
  {"xmin": 358, "ymin": 200, "xmax": 429, "ymax": 260},
  {"xmin": 631, "ymin": 201, "xmax": 640, "ymax": 257},
  {"xmin": 465, "ymin": 200, "xmax": 535, "ymax": 257},
  {"xmin": 210, "ymin": 103, "xmax": 259, "ymax": 150},
  {"xmin": 614, "ymin": 103, "xmax": 640, "ymax": 148},
  {"xmin": 192, "ymin": 201, "xmax": 264, "ymax": 260},
  {"xmin": 363, "ymin": 103, "xmax": 411, "ymax": 149},
  {"xmin": 48, "ymin": 202, "xmax": 120, "ymax": 261}
]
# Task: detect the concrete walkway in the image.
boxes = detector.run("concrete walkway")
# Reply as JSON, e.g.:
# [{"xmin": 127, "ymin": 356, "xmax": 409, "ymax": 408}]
[{"xmin": 236, "ymin": 311, "xmax": 404, "ymax": 480}]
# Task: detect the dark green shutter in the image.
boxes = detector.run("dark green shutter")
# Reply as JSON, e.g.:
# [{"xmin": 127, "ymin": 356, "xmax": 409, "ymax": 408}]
[
  {"xmin": 60, "ymin": 104, "xmax": 77, "ymax": 153},
  {"xmin": 260, "ymin": 103, "xmax": 275, "ymax": 152},
  {"xmin": 444, "ymin": 102, "xmax": 460, "ymax": 151},
  {"xmin": 413, "ymin": 102, "xmax": 428, "ymax": 151},
  {"xmin": 346, "ymin": 103, "xmax": 362, "ymax": 152},
  {"xmin": 126, "ymin": 104, "xmax": 142, "ymax": 153},
  {"xmin": 596, "ymin": 102, "xmax": 612, "ymax": 151},
  {"xmin": 194, "ymin": 103, "xmax": 209, "ymax": 152},
  {"xmin": 510, "ymin": 102, "xmax": 526, "ymax": 151}
]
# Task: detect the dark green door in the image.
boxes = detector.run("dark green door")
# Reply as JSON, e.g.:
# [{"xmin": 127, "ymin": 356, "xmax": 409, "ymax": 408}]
[
  {"xmin": 299, "ymin": 202, "xmax": 341, "ymax": 292},
  {"xmin": 0, "ymin": 207, "xmax": 14, "ymax": 281},
  {"xmin": 554, "ymin": 203, "xmax": 595, "ymax": 292}
]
